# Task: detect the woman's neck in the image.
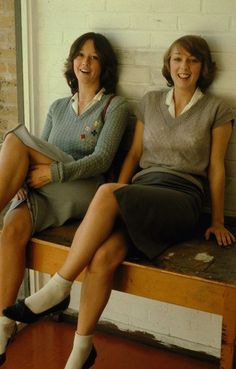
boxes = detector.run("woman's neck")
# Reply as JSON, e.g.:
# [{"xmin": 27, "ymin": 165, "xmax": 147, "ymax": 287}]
[
  {"xmin": 78, "ymin": 86, "xmax": 99, "ymax": 102},
  {"xmin": 77, "ymin": 85, "xmax": 100, "ymax": 113},
  {"xmin": 173, "ymin": 87, "xmax": 196, "ymax": 117}
]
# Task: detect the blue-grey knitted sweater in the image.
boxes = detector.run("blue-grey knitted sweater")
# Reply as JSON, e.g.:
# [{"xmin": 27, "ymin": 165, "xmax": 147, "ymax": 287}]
[{"xmin": 41, "ymin": 94, "xmax": 130, "ymax": 182}]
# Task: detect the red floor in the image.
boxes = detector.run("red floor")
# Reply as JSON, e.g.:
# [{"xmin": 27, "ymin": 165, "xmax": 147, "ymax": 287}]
[{"xmin": 2, "ymin": 318, "xmax": 218, "ymax": 369}]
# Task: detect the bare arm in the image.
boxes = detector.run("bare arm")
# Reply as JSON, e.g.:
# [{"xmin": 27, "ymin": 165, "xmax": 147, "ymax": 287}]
[
  {"xmin": 26, "ymin": 164, "xmax": 52, "ymax": 188},
  {"xmin": 118, "ymin": 120, "xmax": 144, "ymax": 184},
  {"xmin": 205, "ymin": 121, "xmax": 236, "ymax": 246}
]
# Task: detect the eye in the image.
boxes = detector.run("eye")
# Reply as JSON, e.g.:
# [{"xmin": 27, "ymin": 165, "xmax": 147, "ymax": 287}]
[
  {"xmin": 90, "ymin": 55, "xmax": 99, "ymax": 61},
  {"xmin": 189, "ymin": 57, "xmax": 200, "ymax": 63},
  {"xmin": 76, "ymin": 51, "xmax": 84, "ymax": 59},
  {"xmin": 172, "ymin": 57, "xmax": 181, "ymax": 62}
]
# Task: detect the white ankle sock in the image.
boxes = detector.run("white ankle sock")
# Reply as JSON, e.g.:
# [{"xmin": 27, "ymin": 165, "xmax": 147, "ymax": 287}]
[
  {"xmin": 64, "ymin": 332, "xmax": 93, "ymax": 369},
  {"xmin": 25, "ymin": 273, "xmax": 72, "ymax": 314},
  {"xmin": 0, "ymin": 316, "xmax": 16, "ymax": 355}
]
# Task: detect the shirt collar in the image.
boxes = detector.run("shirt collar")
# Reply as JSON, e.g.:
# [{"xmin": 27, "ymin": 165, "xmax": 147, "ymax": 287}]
[
  {"xmin": 71, "ymin": 87, "xmax": 105, "ymax": 114},
  {"xmin": 165, "ymin": 87, "xmax": 204, "ymax": 117}
]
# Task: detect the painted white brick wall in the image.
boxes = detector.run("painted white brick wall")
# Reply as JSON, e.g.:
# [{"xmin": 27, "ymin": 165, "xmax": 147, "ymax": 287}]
[{"xmin": 26, "ymin": 0, "xmax": 236, "ymax": 357}]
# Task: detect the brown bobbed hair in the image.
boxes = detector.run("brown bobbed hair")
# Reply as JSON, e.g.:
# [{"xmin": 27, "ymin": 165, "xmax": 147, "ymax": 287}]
[
  {"xmin": 162, "ymin": 35, "xmax": 216, "ymax": 92},
  {"xmin": 64, "ymin": 32, "xmax": 118, "ymax": 95}
]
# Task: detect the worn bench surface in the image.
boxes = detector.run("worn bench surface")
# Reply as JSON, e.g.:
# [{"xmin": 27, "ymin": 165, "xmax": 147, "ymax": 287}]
[{"xmin": 32, "ymin": 217, "xmax": 236, "ymax": 285}]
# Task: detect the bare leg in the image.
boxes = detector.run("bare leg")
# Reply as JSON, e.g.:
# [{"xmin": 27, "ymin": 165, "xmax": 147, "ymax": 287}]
[
  {"xmin": 0, "ymin": 203, "xmax": 32, "ymax": 315},
  {"xmin": 77, "ymin": 230, "xmax": 128, "ymax": 335},
  {"xmin": 65, "ymin": 230, "xmax": 127, "ymax": 369},
  {"xmin": 59, "ymin": 183, "xmax": 126, "ymax": 280},
  {"xmin": 61, "ymin": 185, "xmax": 128, "ymax": 368},
  {"xmin": 0, "ymin": 203, "xmax": 32, "ymax": 364},
  {"xmin": 0, "ymin": 133, "xmax": 53, "ymax": 211}
]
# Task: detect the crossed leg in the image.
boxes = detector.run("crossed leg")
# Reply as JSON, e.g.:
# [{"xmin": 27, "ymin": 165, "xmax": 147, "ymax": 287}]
[
  {"xmin": 64, "ymin": 229, "xmax": 128, "ymax": 369},
  {"xmin": 77, "ymin": 229, "xmax": 128, "ymax": 335},
  {"xmin": 0, "ymin": 132, "xmax": 53, "ymax": 211}
]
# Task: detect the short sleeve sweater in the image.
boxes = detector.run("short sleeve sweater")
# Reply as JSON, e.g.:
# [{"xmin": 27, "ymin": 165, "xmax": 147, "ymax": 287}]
[
  {"xmin": 134, "ymin": 90, "xmax": 234, "ymax": 189},
  {"xmin": 40, "ymin": 94, "xmax": 130, "ymax": 182}
]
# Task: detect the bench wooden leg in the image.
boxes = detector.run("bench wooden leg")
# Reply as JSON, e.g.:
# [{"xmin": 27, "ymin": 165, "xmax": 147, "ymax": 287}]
[{"xmin": 220, "ymin": 290, "xmax": 236, "ymax": 369}]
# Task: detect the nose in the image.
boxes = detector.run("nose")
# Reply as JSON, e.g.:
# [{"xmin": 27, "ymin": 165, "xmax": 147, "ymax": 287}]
[
  {"xmin": 81, "ymin": 56, "xmax": 89, "ymax": 66},
  {"xmin": 180, "ymin": 60, "xmax": 189, "ymax": 70}
]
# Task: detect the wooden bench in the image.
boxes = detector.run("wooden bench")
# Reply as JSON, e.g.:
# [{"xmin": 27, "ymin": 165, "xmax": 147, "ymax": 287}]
[{"xmin": 0, "ymin": 213, "xmax": 236, "ymax": 369}]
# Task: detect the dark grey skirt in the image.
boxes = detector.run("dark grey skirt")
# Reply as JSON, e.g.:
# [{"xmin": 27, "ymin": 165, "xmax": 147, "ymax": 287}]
[{"xmin": 114, "ymin": 172, "xmax": 204, "ymax": 260}]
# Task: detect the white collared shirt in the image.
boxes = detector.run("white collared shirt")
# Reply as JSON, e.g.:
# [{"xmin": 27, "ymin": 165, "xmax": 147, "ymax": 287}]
[
  {"xmin": 166, "ymin": 87, "xmax": 204, "ymax": 118},
  {"xmin": 71, "ymin": 87, "xmax": 105, "ymax": 115}
]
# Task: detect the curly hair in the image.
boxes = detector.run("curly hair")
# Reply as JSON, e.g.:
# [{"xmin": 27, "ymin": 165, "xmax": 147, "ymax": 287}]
[
  {"xmin": 162, "ymin": 35, "xmax": 216, "ymax": 92},
  {"xmin": 64, "ymin": 32, "xmax": 118, "ymax": 95}
]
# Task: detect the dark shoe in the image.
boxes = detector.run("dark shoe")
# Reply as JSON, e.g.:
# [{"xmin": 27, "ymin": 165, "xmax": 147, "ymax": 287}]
[
  {"xmin": 82, "ymin": 345, "xmax": 97, "ymax": 369},
  {"xmin": 0, "ymin": 323, "xmax": 17, "ymax": 366},
  {"xmin": 3, "ymin": 295, "xmax": 70, "ymax": 324}
]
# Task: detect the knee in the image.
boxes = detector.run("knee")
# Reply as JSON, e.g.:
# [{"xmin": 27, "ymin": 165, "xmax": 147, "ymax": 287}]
[
  {"xmin": 92, "ymin": 183, "xmax": 123, "ymax": 208},
  {"xmin": 88, "ymin": 245, "xmax": 125, "ymax": 275},
  {"xmin": 3, "ymin": 132, "xmax": 25, "ymax": 154},
  {"xmin": 1, "ymin": 218, "xmax": 31, "ymax": 249},
  {"xmin": 89, "ymin": 183, "xmax": 117, "ymax": 212},
  {"xmin": 3, "ymin": 132, "xmax": 19, "ymax": 146},
  {"xmin": 96, "ymin": 183, "xmax": 116, "ymax": 200}
]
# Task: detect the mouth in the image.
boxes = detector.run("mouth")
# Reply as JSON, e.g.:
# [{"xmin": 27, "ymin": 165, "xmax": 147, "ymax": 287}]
[
  {"xmin": 80, "ymin": 69, "xmax": 90, "ymax": 74},
  {"xmin": 178, "ymin": 73, "xmax": 191, "ymax": 79}
]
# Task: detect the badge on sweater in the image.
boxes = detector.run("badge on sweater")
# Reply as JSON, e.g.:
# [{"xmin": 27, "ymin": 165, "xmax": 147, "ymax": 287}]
[{"xmin": 80, "ymin": 121, "xmax": 101, "ymax": 140}]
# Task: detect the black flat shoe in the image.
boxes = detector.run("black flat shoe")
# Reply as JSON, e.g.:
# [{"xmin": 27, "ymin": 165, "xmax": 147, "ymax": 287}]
[
  {"xmin": 0, "ymin": 323, "xmax": 17, "ymax": 366},
  {"xmin": 3, "ymin": 295, "xmax": 70, "ymax": 324},
  {"xmin": 82, "ymin": 345, "xmax": 97, "ymax": 369},
  {"xmin": 0, "ymin": 353, "xmax": 6, "ymax": 366}
]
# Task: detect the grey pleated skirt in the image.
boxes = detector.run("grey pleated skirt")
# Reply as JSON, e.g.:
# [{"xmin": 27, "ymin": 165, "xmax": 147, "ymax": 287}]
[
  {"xmin": 114, "ymin": 172, "xmax": 204, "ymax": 260},
  {"xmin": 5, "ymin": 124, "xmax": 104, "ymax": 233}
]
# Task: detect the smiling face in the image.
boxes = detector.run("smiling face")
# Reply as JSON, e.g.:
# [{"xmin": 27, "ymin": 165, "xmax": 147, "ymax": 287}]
[
  {"xmin": 73, "ymin": 39, "xmax": 102, "ymax": 90},
  {"xmin": 169, "ymin": 46, "xmax": 202, "ymax": 94}
]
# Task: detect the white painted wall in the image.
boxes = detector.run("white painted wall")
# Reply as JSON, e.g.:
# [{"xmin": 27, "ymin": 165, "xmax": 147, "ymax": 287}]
[{"xmin": 23, "ymin": 0, "xmax": 236, "ymax": 358}]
